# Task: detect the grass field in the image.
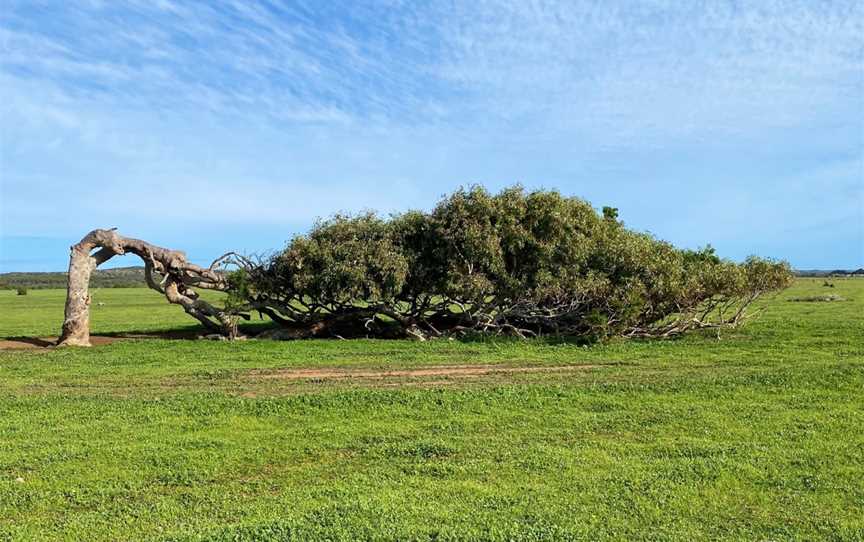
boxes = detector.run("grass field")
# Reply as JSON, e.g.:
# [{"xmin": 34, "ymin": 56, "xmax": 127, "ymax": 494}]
[{"xmin": 1, "ymin": 279, "xmax": 862, "ymax": 541}]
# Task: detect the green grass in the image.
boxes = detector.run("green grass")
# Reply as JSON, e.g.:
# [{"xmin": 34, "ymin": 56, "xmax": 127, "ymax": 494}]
[
  {"xmin": 0, "ymin": 287, "xmax": 227, "ymax": 338},
  {"xmin": 1, "ymin": 279, "xmax": 862, "ymax": 541}
]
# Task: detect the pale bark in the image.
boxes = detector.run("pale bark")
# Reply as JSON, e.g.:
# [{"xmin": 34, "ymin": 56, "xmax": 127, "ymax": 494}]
[{"xmin": 58, "ymin": 229, "xmax": 237, "ymax": 346}]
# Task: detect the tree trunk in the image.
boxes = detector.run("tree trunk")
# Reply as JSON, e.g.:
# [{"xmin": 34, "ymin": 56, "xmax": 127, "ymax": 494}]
[
  {"xmin": 58, "ymin": 229, "xmax": 237, "ymax": 346},
  {"xmin": 58, "ymin": 236, "xmax": 102, "ymax": 346}
]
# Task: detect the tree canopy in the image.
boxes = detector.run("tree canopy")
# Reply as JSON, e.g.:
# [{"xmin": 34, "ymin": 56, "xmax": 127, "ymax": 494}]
[{"xmin": 233, "ymin": 186, "xmax": 792, "ymax": 341}]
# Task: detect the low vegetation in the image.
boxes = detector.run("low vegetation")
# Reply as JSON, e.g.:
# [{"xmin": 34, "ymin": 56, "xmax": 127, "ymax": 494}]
[{"xmin": 789, "ymin": 294, "xmax": 848, "ymax": 302}]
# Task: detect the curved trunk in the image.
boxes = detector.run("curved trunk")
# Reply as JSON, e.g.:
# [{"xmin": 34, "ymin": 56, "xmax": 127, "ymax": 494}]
[{"xmin": 58, "ymin": 229, "xmax": 238, "ymax": 346}]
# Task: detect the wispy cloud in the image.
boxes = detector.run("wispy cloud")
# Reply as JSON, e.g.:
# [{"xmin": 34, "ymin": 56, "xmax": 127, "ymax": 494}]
[
  {"xmin": 431, "ymin": 1, "xmax": 863, "ymax": 138},
  {"xmin": 1, "ymin": 1, "xmax": 451, "ymax": 123},
  {"xmin": 3, "ymin": 1, "xmax": 861, "ymax": 133},
  {"xmin": 1, "ymin": 1, "xmax": 861, "ymax": 270}
]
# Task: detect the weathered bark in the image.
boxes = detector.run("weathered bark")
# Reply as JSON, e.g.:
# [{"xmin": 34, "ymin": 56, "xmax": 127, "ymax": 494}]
[{"xmin": 58, "ymin": 229, "xmax": 237, "ymax": 346}]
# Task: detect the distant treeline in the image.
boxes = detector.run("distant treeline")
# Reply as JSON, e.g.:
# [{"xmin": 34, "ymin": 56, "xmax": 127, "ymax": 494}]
[
  {"xmin": 0, "ymin": 266, "xmax": 147, "ymax": 289},
  {"xmin": 795, "ymin": 269, "xmax": 864, "ymax": 278}
]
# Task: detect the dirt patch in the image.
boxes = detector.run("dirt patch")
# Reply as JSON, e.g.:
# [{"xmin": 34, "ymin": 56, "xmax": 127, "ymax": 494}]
[{"xmin": 246, "ymin": 364, "xmax": 599, "ymax": 381}]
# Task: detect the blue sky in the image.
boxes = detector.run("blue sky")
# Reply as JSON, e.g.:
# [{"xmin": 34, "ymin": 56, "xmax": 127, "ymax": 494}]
[{"xmin": 1, "ymin": 0, "xmax": 862, "ymax": 272}]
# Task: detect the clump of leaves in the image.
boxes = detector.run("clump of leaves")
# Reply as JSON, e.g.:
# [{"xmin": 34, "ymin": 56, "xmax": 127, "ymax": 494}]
[{"xmin": 224, "ymin": 269, "xmax": 252, "ymax": 311}]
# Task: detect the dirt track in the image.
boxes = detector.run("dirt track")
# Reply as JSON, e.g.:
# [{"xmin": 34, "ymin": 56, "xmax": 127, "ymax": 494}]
[
  {"xmin": 0, "ymin": 338, "xmax": 600, "ymax": 383},
  {"xmin": 246, "ymin": 364, "xmax": 598, "ymax": 380}
]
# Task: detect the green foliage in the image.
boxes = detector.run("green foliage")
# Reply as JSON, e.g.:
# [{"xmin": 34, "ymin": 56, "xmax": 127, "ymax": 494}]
[
  {"xmin": 16, "ymin": 287, "xmax": 27, "ymax": 296},
  {"xmin": 273, "ymin": 213, "xmax": 408, "ymax": 306},
  {"xmin": 247, "ymin": 186, "xmax": 793, "ymax": 340},
  {"xmin": 225, "ymin": 269, "xmax": 251, "ymax": 310}
]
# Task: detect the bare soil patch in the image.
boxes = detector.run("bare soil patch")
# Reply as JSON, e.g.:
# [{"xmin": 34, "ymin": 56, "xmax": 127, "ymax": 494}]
[{"xmin": 246, "ymin": 364, "xmax": 599, "ymax": 381}]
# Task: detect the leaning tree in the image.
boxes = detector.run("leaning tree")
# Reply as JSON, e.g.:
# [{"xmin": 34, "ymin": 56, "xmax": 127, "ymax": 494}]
[{"xmin": 59, "ymin": 186, "xmax": 793, "ymax": 345}]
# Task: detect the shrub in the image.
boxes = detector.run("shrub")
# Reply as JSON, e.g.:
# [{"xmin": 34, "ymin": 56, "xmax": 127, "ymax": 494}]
[
  {"xmin": 789, "ymin": 295, "xmax": 846, "ymax": 303},
  {"xmin": 16, "ymin": 287, "xmax": 27, "ymax": 296},
  {"xmin": 235, "ymin": 186, "xmax": 793, "ymax": 341}
]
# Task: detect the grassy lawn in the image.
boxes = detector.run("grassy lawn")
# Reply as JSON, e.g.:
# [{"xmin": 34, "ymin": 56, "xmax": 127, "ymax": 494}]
[{"xmin": 0, "ymin": 279, "xmax": 862, "ymax": 540}]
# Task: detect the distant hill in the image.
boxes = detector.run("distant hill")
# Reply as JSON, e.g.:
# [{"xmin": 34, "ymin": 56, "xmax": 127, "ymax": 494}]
[
  {"xmin": 795, "ymin": 269, "xmax": 864, "ymax": 278},
  {"xmin": 0, "ymin": 266, "xmax": 147, "ymax": 289}
]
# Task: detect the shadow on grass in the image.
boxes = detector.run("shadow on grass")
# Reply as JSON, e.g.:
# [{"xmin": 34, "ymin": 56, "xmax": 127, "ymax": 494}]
[
  {"xmin": 96, "ymin": 321, "xmax": 279, "ymax": 340},
  {"xmin": 2, "ymin": 320, "xmax": 682, "ymax": 349},
  {"xmin": 2, "ymin": 336, "xmax": 56, "ymax": 347}
]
